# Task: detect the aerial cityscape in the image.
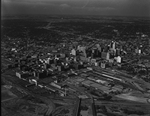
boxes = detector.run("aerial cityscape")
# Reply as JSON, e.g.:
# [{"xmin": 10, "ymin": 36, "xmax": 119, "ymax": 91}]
[{"xmin": 1, "ymin": 0, "xmax": 150, "ymax": 116}]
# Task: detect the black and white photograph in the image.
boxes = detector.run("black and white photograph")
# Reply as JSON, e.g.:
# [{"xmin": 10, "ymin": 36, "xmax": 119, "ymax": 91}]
[{"xmin": 1, "ymin": 0, "xmax": 150, "ymax": 116}]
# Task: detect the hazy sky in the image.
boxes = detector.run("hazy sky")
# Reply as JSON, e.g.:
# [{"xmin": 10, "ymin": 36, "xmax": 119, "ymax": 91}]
[{"xmin": 2, "ymin": 0, "xmax": 150, "ymax": 17}]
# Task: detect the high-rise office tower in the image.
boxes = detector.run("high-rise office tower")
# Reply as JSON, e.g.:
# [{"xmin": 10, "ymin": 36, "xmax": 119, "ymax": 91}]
[{"xmin": 110, "ymin": 41, "xmax": 116, "ymax": 50}]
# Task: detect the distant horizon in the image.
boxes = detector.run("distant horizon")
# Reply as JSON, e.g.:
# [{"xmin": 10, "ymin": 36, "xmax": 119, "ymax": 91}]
[
  {"xmin": 2, "ymin": 0, "xmax": 150, "ymax": 18},
  {"xmin": 2, "ymin": 13, "xmax": 150, "ymax": 19}
]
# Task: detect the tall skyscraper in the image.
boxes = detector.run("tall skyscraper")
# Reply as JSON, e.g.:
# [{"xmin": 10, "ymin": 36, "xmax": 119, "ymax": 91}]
[
  {"xmin": 110, "ymin": 41, "xmax": 116, "ymax": 50},
  {"xmin": 112, "ymin": 42, "xmax": 116, "ymax": 50},
  {"xmin": 149, "ymin": 38, "xmax": 150, "ymax": 47}
]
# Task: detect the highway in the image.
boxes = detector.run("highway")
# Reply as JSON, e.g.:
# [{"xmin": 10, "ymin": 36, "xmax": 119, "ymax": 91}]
[
  {"xmin": 94, "ymin": 100, "xmax": 150, "ymax": 106},
  {"xmin": 116, "ymin": 93, "xmax": 150, "ymax": 104}
]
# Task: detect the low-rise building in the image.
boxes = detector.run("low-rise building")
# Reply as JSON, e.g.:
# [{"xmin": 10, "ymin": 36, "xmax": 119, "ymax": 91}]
[
  {"xmin": 16, "ymin": 71, "xmax": 30, "ymax": 80},
  {"xmin": 101, "ymin": 52, "xmax": 110, "ymax": 60}
]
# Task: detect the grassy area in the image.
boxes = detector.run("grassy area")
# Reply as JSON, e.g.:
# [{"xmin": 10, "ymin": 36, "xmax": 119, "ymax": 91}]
[{"xmin": 1, "ymin": 90, "xmax": 16, "ymax": 102}]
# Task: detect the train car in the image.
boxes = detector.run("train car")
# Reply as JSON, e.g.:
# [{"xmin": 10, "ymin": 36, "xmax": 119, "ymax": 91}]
[
  {"xmin": 44, "ymin": 85, "xmax": 56, "ymax": 93},
  {"xmin": 102, "ymin": 74, "xmax": 123, "ymax": 82},
  {"xmin": 50, "ymin": 82, "xmax": 61, "ymax": 89}
]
